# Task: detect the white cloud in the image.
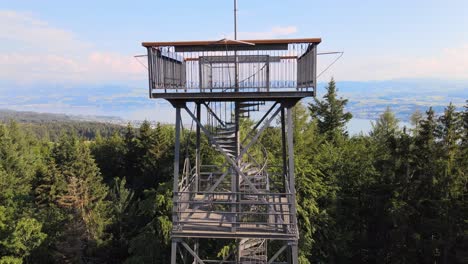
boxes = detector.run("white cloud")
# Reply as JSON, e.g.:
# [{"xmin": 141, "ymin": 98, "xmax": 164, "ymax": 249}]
[
  {"xmin": 1, "ymin": 10, "xmax": 467, "ymax": 85},
  {"xmin": 0, "ymin": 10, "xmax": 145, "ymax": 85},
  {"xmin": 0, "ymin": 10, "xmax": 91, "ymax": 55},
  {"xmin": 320, "ymin": 44, "xmax": 468, "ymax": 81}
]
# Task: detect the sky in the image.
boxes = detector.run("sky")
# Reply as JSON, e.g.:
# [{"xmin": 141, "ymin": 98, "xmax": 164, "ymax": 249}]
[
  {"xmin": 1, "ymin": 0, "xmax": 468, "ymax": 84},
  {"xmin": 0, "ymin": 0, "xmax": 467, "ymax": 131}
]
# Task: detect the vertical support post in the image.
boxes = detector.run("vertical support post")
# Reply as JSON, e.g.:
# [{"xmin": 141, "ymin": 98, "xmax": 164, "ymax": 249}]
[
  {"xmin": 233, "ymin": 0, "xmax": 239, "ymax": 91},
  {"xmin": 280, "ymin": 106, "xmax": 289, "ymax": 193},
  {"xmin": 286, "ymin": 104, "xmax": 299, "ymax": 264},
  {"xmin": 147, "ymin": 47, "xmax": 153, "ymax": 98},
  {"xmin": 291, "ymin": 241, "xmax": 299, "ymax": 264},
  {"xmin": 313, "ymin": 44, "xmax": 317, "ymax": 95},
  {"xmin": 171, "ymin": 240, "xmax": 178, "ymax": 264},
  {"xmin": 195, "ymin": 103, "xmax": 201, "ymax": 193},
  {"xmin": 266, "ymin": 57, "xmax": 270, "ymax": 92},
  {"xmin": 172, "ymin": 107, "xmax": 182, "ymax": 264},
  {"xmin": 232, "ymin": 101, "xmax": 240, "ymax": 232},
  {"xmin": 173, "ymin": 106, "xmax": 182, "ymax": 219}
]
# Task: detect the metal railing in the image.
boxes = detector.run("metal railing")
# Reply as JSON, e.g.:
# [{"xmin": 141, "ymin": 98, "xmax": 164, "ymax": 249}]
[
  {"xmin": 146, "ymin": 43, "xmax": 317, "ymax": 94},
  {"xmin": 173, "ymin": 191, "xmax": 297, "ymax": 235}
]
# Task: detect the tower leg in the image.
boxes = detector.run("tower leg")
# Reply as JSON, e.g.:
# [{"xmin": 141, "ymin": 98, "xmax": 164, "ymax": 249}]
[
  {"xmin": 291, "ymin": 242, "xmax": 299, "ymax": 264},
  {"xmin": 171, "ymin": 240, "xmax": 178, "ymax": 264},
  {"xmin": 286, "ymin": 104, "xmax": 299, "ymax": 264},
  {"xmin": 280, "ymin": 107, "xmax": 289, "ymax": 193},
  {"xmin": 172, "ymin": 107, "xmax": 182, "ymax": 264},
  {"xmin": 195, "ymin": 103, "xmax": 201, "ymax": 193}
]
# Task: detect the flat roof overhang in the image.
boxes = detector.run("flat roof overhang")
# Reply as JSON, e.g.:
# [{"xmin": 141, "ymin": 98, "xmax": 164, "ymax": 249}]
[{"xmin": 142, "ymin": 38, "xmax": 322, "ymax": 48}]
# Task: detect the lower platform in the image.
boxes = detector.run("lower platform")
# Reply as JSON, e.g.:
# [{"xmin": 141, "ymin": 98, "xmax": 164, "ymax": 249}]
[
  {"xmin": 173, "ymin": 194, "xmax": 297, "ymax": 240},
  {"xmin": 172, "ymin": 229, "xmax": 297, "ymax": 240}
]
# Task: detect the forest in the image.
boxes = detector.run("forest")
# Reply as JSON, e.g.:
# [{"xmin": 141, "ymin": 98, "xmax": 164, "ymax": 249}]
[{"xmin": 0, "ymin": 80, "xmax": 466, "ymax": 263}]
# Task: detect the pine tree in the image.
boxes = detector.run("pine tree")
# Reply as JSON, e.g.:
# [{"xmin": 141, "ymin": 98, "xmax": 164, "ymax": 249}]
[
  {"xmin": 52, "ymin": 135, "xmax": 112, "ymax": 261},
  {"xmin": 370, "ymin": 106, "xmax": 400, "ymax": 142},
  {"xmin": 437, "ymin": 103, "xmax": 462, "ymax": 191},
  {"xmin": 91, "ymin": 132, "xmax": 126, "ymax": 184},
  {"xmin": 125, "ymin": 183, "xmax": 172, "ymax": 264},
  {"xmin": 371, "ymin": 107, "xmax": 400, "ymax": 183},
  {"xmin": 410, "ymin": 109, "xmax": 424, "ymax": 135},
  {"xmin": 0, "ymin": 122, "xmax": 47, "ymax": 262},
  {"xmin": 309, "ymin": 78, "xmax": 352, "ymax": 141}
]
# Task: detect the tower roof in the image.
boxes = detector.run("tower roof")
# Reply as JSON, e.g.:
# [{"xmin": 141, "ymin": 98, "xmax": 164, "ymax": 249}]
[{"xmin": 142, "ymin": 38, "xmax": 321, "ymax": 48}]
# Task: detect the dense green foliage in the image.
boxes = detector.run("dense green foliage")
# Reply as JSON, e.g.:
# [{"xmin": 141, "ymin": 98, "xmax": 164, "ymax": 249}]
[{"xmin": 0, "ymin": 81, "xmax": 466, "ymax": 263}]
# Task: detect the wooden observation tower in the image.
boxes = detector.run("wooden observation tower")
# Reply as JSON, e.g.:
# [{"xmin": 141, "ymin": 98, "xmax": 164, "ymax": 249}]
[{"xmin": 142, "ymin": 35, "xmax": 320, "ymax": 263}]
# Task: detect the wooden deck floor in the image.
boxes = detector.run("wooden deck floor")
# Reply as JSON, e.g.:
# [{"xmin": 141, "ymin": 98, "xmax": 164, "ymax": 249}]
[{"xmin": 173, "ymin": 196, "xmax": 296, "ymax": 239}]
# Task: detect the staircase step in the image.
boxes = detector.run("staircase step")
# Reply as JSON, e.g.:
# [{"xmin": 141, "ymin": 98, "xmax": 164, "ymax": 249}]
[
  {"xmin": 215, "ymin": 130, "xmax": 236, "ymax": 137},
  {"xmin": 215, "ymin": 139, "xmax": 236, "ymax": 144}
]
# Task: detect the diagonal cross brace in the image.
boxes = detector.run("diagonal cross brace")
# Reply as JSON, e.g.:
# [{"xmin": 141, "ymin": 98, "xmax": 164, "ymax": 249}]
[
  {"xmin": 182, "ymin": 105, "xmax": 279, "ymax": 221},
  {"xmin": 180, "ymin": 241, "xmax": 205, "ymax": 264},
  {"xmin": 184, "ymin": 105, "xmax": 286, "ymax": 225},
  {"xmin": 184, "ymin": 103, "xmax": 279, "ymax": 207},
  {"xmin": 268, "ymin": 244, "xmax": 288, "ymax": 264},
  {"xmin": 185, "ymin": 105, "xmax": 279, "ymax": 194}
]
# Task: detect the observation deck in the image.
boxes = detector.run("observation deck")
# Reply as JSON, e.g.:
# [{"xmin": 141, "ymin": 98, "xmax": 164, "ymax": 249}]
[{"xmin": 142, "ymin": 38, "xmax": 321, "ymax": 102}]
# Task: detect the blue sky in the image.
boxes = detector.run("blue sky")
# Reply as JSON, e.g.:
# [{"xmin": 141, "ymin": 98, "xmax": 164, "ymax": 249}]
[
  {"xmin": 1, "ymin": 0, "xmax": 468, "ymax": 83},
  {"xmin": 0, "ymin": 0, "xmax": 467, "ymax": 128}
]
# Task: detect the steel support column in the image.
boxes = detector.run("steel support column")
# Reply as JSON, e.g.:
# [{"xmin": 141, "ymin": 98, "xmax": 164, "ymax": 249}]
[
  {"xmin": 280, "ymin": 107, "xmax": 289, "ymax": 193},
  {"xmin": 195, "ymin": 103, "xmax": 201, "ymax": 193},
  {"xmin": 171, "ymin": 240, "xmax": 178, "ymax": 264},
  {"xmin": 172, "ymin": 107, "xmax": 182, "ymax": 264},
  {"xmin": 286, "ymin": 105, "xmax": 299, "ymax": 264}
]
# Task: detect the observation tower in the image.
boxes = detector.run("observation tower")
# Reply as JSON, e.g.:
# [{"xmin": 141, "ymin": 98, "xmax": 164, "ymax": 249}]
[{"xmin": 142, "ymin": 36, "xmax": 320, "ymax": 263}]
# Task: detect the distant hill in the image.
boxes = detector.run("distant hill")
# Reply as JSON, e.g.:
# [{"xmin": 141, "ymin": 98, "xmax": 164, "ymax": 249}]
[
  {"xmin": 0, "ymin": 109, "xmax": 124, "ymax": 124},
  {"xmin": 0, "ymin": 109, "xmax": 127, "ymax": 141}
]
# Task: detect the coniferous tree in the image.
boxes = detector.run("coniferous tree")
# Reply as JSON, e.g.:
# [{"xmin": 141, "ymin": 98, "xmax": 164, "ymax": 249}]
[
  {"xmin": 0, "ymin": 122, "xmax": 47, "ymax": 263},
  {"xmin": 370, "ymin": 106, "xmax": 400, "ymax": 142},
  {"xmin": 91, "ymin": 132, "xmax": 126, "ymax": 184},
  {"xmin": 411, "ymin": 109, "xmax": 424, "ymax": 135},
  {"xmin": 52, "ymin": 135, "xmax": 112, "ymax": 262},
  {"xmin": 309, "ymin": 78, "xmax": 352, "ymax": 141}
]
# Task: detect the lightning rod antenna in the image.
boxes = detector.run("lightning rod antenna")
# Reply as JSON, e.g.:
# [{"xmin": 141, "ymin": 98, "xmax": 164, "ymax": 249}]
[{"xmin": 234, "ymin": 0, "xmax": 238, "ymax": 40}]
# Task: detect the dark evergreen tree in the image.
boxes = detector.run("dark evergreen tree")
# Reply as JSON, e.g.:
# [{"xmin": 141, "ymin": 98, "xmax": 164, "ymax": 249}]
[
  {"xmin": 52, "ymin": 135, "xmax": 112, "ymax": 262},
  {"xmin": 309, "ymin": 78, "xmax": 352, "ymax": 141},
  {"xmin": 0, "ymin": 122, "xmax": 47, "ymax": 263}
]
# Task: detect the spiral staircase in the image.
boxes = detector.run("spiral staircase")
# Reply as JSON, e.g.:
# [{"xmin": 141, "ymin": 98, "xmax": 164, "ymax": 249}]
[{"xmin": 208, "ymin": 101, "xmax": 269, "ymax": 263}]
